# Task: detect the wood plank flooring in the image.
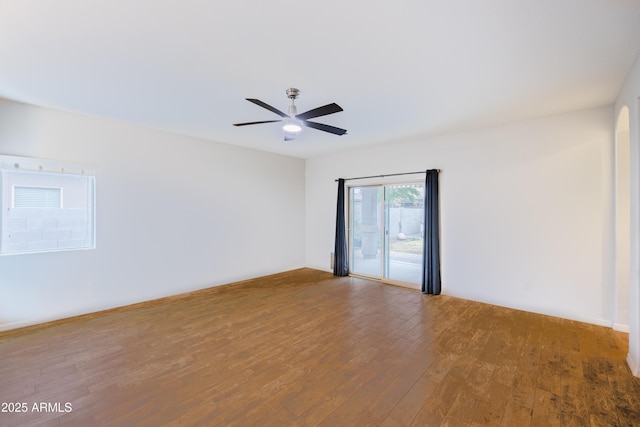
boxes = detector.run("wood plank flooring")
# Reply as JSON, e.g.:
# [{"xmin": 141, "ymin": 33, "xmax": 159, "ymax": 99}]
[{"xmin": 1, "ymin": 268, "xmax": 639, "ymax": 426}]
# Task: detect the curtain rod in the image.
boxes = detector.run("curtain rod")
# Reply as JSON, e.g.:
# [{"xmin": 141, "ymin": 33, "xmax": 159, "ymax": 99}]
[{"xmin": 334, "ymin": 169, "xmax": 440, "ymax": 182}]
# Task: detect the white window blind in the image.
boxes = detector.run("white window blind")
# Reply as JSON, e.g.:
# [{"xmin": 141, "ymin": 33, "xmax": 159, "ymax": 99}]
[{"xmin": 13, "ymin": 186, "xmax": 62, "ymax": 208}]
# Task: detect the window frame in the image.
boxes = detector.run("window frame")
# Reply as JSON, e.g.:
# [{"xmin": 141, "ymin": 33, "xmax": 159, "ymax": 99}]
[{"xmin": 0, "ymin": 154, "xmax": 96, "ymax": 256}]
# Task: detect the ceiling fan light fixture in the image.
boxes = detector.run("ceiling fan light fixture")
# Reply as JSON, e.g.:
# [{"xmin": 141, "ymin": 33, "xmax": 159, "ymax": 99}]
[{"xmin": 282, "ymin": 118, "xmax": 302, "ymax": 133}]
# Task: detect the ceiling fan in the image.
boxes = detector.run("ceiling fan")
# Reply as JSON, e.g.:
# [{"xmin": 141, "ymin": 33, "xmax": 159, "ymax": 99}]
[{"xmin": 233, "ymin": 88, "xmax": 347, "ymax": 141}]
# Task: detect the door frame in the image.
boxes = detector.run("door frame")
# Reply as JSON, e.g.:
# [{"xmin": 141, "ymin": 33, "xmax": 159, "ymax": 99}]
[{"xmin": 347, "ymin": 181, "xmax": 423, "ymax": 290}]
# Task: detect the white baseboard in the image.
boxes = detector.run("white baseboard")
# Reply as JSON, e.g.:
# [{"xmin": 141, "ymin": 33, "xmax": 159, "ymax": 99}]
[
  {"xmin": 306, "ymin": 264, "xmax": 333, "ymax": 273},
  {"xmin": 0, "ymin": 319, "xmax": 38, "ymax": 332},
  {"xmin": 613, "ymin": 322, "xmax": 630, "ymax": 333}
]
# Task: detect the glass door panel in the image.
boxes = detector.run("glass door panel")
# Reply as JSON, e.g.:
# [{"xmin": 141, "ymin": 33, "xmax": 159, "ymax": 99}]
[
  {"xmin": 349, "ymin": 186, "xmax": 383, "ymax": 278},
  {"xmin": 384, "ymin": 184, "xmax": 424, "ymax": 286}
]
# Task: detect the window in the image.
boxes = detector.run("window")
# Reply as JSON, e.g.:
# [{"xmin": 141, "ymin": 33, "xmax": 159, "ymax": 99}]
[{"xmin": 0, "ymin": 155, "xmax": 95, "ymax": 255}]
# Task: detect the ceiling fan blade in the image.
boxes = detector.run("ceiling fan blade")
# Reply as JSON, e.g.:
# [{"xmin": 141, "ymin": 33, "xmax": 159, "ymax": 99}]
[
  {"xmin": 233, "ymin": 120, "xmax": 282, "ymax": 127},
  {"xmin": 296, "ymin": 103, "xmax": 343, "ymax": 121},
  {"xmin": 246, "ymin": 98, "xmax": 289, "ymax": 118},
  {"xmin": 304, "ymin": 120, "xmax": 347, "ymax": 135}
]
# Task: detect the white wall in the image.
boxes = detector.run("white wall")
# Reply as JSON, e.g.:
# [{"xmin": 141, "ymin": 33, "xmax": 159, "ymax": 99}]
[
  {"xmin": 0, "ymin": 99, "xmax": 305, "ymax": 331},
  {"xmin": 615, "ymin": 52, "xmax": 640, "ymax": 377},
  {"xmin": 306, "ymin": 106, "xmax": 616, "ymax": 327}
]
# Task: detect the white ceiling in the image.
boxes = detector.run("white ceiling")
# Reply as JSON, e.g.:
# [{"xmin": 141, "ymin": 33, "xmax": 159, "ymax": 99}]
[{"xmin": 1, "ymin": 0, "xmax": 640, "ymax": 159}]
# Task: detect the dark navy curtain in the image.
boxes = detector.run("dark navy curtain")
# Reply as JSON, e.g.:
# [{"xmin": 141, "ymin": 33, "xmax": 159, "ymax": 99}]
[
  {"xmin": 422, "ymin": 169, "xmax": 441, "ymax": 294},
  {"xmin": 333, "ymin": 179, "xmax": 349, "ymax": 276}
]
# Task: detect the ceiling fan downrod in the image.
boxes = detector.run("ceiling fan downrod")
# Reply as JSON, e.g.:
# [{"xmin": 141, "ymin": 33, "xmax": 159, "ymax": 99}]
[{"xmin": 286, "ymin": 88, "xmax": 299, "ymax": 116}]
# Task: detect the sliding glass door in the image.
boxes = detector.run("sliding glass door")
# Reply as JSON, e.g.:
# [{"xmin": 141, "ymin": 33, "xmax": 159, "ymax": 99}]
[{"xmin": 348, "ymin": 183, "xmax": 425, "ymax": 287}]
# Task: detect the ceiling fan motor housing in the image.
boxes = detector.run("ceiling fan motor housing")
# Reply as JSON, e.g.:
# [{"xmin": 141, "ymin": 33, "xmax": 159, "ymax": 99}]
[{"xmin": 286, "ymin": 88, "xmax": 300, "ymax": 99}]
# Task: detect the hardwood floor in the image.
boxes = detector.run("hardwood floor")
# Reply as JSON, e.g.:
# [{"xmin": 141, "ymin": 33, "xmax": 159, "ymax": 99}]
[{"xmin": 1, "ymin": 268, "xmax": 638, "ymax": 426}]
